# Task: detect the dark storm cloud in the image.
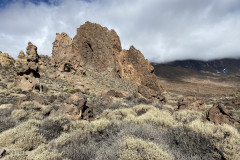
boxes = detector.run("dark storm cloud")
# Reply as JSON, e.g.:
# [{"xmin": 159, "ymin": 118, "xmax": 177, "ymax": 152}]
[{"xmin": 0, "ymin": 0, "xmax": 240, "ymax": 62}]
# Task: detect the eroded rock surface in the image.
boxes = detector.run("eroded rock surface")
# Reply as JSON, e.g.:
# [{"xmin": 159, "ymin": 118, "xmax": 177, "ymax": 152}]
[
  {"xmin": 207, "ymin": 103, "xmax": 240, "ymax": 127},
  {"xmin": 14, "ymin": 42, "xmax": 41, "ymax": 91},
  {"xmin": 52, "ymin": 22, "xmax": 163, "ymax": 100},
  {"xmin": 0, "ymin": 51, "xmax": 15, "ymax": 67}
]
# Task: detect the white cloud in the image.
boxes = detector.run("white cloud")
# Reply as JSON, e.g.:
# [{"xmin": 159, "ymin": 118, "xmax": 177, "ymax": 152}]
[{"xmin": 0, "ymin": 0, "xmax": 240, "ymax": 62}]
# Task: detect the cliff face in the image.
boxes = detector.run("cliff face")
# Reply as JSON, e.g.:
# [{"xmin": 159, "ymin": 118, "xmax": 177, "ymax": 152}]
[{"xmin": 52, "ymin": 21, "xmax": 163, "ymax": 100}]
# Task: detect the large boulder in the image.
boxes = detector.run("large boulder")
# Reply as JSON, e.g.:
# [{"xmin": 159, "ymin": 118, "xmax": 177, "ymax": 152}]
[
  {"xmin": 52, "ymin": 93, "xmax": 91, "ymax": 121},
  {"xmin": 207, "ymin": 103, "xmax": 240, "ymax": 127}
]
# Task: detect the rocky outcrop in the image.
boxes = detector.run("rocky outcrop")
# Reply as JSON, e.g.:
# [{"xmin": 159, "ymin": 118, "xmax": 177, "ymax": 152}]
[
  {"xmin": 52, "ymin": 22, "xmax": 163, "ymax": 100},
  {"xmin": 52, "ymin": 32, "xmax": 73, "ymax": 64},
  {"xmin": 0, "ymin": 51, "xmax": 15, "ymax": 67},
  {"xmin": 207, "ymin": 103, "xmax": 240, "ymax": 127},
  {"xmin": 72, "ymin": 22, "xmax": 122, "ymax": 76},
  {"xmin": 14, "ymin": 42, "xmax": 42, "ymax": 91},
  {"xmin": 18, "ymin": 50, "xmax": 25, "ymax": 59},
  {"xmin": 178, "ymin": 96, "xmax": 206, "ymax": 110},
  {"xmin": 51, "ymin": 93, "xmax": 98, "ymax": 121}
]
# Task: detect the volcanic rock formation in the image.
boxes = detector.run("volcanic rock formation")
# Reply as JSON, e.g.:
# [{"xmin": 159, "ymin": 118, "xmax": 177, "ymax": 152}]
[
  {"xmin": 207, "ymin": 103, "xmax": 240, "ymax": 127},
  {"xmin": 0, "ymin": 51, "xmax": 15, "ymax": 67},
  {"xmin": 14, "ymin": 42, "xmax": 42, "ymax": 91},
  {"xmin": 52, "ymin": 22, "xmax": 163, "ymax": 100}
]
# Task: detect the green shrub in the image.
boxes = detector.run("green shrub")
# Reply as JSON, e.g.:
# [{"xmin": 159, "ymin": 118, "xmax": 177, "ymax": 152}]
[{"xmin": 63, "ymin": 88, "xmax": 81, "ymax": 94}]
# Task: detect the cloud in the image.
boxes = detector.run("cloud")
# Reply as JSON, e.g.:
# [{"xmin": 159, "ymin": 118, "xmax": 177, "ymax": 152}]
[{"xmin": 0, "ymin": 0, "xmax": 240, "ymax": 62}]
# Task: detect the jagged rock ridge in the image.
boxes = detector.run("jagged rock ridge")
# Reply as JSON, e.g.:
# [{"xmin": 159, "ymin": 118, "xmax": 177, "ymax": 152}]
[{"xmin": 52, "ymin": 22, "xmax": 163, "ymax": 100}]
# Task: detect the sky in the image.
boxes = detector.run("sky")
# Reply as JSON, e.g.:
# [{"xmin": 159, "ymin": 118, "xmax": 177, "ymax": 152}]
[{"xmin": 0, "ymin": 0, "xmax": 240, "ymax": 63}]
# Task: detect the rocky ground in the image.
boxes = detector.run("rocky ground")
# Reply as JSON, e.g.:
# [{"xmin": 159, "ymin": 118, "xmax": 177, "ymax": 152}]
[{"xmin": 0, "ymin": 22, "xmax": 240, "ymax": 160}]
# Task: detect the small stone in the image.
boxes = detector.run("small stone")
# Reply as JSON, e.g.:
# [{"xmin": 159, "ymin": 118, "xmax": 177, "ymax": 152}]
[{"xmin": 0, "ymin": 147, "xmax": 6, "ymax": 157}]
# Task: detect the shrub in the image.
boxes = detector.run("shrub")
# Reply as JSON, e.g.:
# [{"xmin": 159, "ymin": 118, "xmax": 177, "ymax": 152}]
[
  {"xmin": 27, "ymin": 144, "xmax": 62, "ymax": 160},
  {"xmin": 188, "ymin": 119, "xmax": 240, "ymax": 159},
  {"xmin": 101, "ymin": 104, "xmax": 178, "ymax": 128},
  {"xmin": 118, "ymin": 136, "xmax": 172, "ymax": 160},
  {"xmin": 39, "ymin": 116, "xmax": 71, "ymax": 141},
  {"xmin": 15, "ymin": 101, "xmax": 52, "ymax": 120},
  {"xmin": 0, "ymin": 107, "xmax": 16, "ymax": 133},
  {"xmin": 11, "ymin": 109, "xmax": 27, "ymax": 120},
  {"xmin": 63, "ymin": 88, "xmax": 81, "ymax": 94},
  {"xmin": 162, "ymin": 125, "xmax": 223, "ymax": 159},
  {"xmin": 109, "ymin": 101, "xmax": 129, "ymax": 110},
  {"xmin": 0, "ymin": 117, "xmax": 16, "ymax": 133},
  {"xmin": 173, "ymin": 110, "xmax": 202, "ymax": 124},
  {"xmin": 0, "ymin": 119, "xmax": 46, "ymax": 151}
]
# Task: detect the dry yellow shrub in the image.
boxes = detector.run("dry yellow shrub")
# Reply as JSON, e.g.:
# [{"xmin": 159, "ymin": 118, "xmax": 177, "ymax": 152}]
[
  {"xmin": 189, "ymin": 119, "xmax": 240, "ymax": 159},
  {"xmin": 118, "ymin": 136, "xmax": 172, "ymax": 160},
  {"xmin": 101, "ymin": 104, "xmax": 178, "ymax": 128},
  {"xmin": 0, "ymin": 119, "xmax": 46, "ymax": 151}
]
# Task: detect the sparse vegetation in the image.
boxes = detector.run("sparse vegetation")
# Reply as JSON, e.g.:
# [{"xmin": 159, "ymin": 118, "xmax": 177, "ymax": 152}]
[
  {"xmin": 63, "ymin": 87, "xmax": 81, "ymax": 94},
  {"xmin": 0, "ymin": 99, "xmax": 240, "ymax": 159}
]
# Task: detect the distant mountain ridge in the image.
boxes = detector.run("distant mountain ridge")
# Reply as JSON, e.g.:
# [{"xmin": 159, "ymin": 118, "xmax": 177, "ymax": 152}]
[{"xmin": 153, "ymin": 58, "xmax": 240, "ymax": 75}]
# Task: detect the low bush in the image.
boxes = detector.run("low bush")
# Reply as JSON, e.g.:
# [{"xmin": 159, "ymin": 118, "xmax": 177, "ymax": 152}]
[
  {"xmin": 27, "ymin": 144, "xmax": 62, "ymax": 160},
  {"xmin": 162, "ymin": 126, "xmax": 223, "ymax": 159},
  {"xmin": 39, "ymin": 116, "xmax": 71, "ymax": 141},
  {"xmin": 0, "ymin": 107, "xmax": 16, "ymax": 133},
  {"xmin": 12, "ymin": 101, "xmax": 52, "ymax": 120},
  {"xmin": 118, "ymin": 136, "xmax": 171, "ymax": 160},
  {"xmin": 0, "ymin": 119, "xmax": 46, "ymax": 151},
  {"xmin": 188, "ymin": 119, "xmax": 240, "ymax": 159},
  {"xmin": 11, "ymin": 109, "xmax": 27, "ymax": 120},
  {"xmin": 101, "ymin": 104, "xmax": 178, "ymax": 128},
  {"xmin": 173, "ymin": 110, "xmax": 202, "ymax": 124}
]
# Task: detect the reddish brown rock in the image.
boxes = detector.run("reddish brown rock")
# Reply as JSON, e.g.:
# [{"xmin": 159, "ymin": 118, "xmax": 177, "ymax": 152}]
[
  {"xmin": 72, "ymin": 21, "xmax": 122, "ymax": 76},
  {"xmin": 65, "ymin": 93, "xmax": 87, "ymax": 108},
  {"xmin": 207, "ymin": 103, "xmax": 240, "ymax": 127},
  {"xmin": 52, "ymin": 93, "xmax": 94, "ymax": 121},
  {"xmin": 178, "ymin": 96, "xmax": 206, "ymax": 110},
  {"xmin": 57, "ymin": 104, "xmax": 82, "ymax": 120},
  {"xmin": 14, "ymin": 42, "xmax": 42, "ymax": 91},
  {"xmin": 52, "ymin": 32, "xmax": 73, "ymax": 64},
  {"xmin": 52, "ymin": 22, "xmax": 163, "ymax": 100}
]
